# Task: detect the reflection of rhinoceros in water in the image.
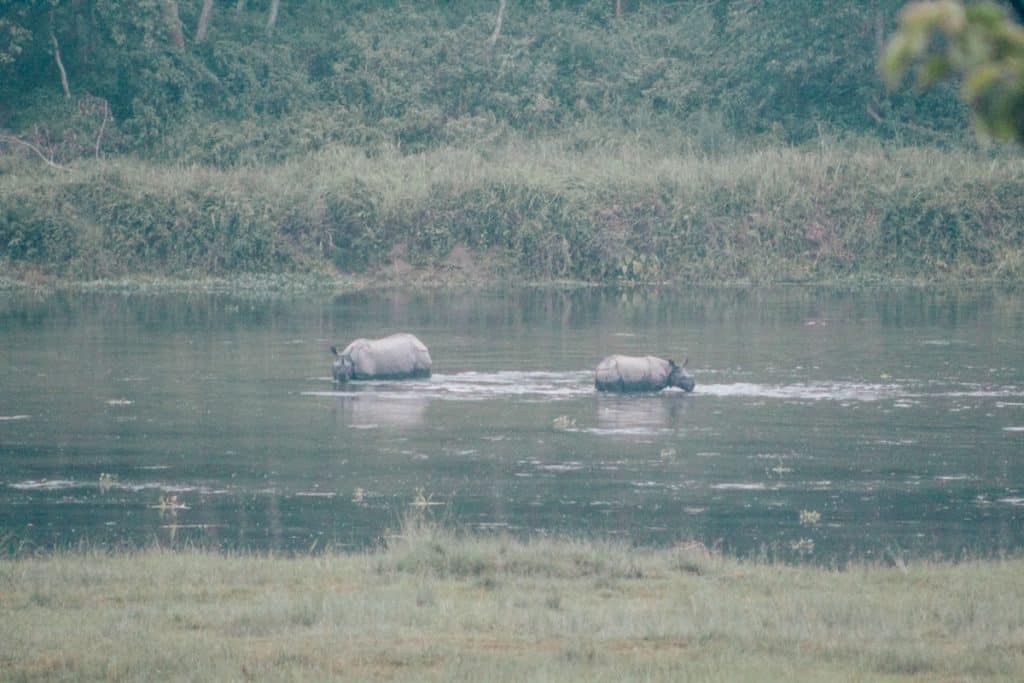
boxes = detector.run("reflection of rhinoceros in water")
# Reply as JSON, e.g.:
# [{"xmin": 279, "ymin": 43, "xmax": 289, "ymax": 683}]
[
  {"xmin": 595, "ymin": 354, "xmax": 695, "ymax": 393},
  {"xmin": 597, "ymin": 391, "xmax": 691, "ymax": 433},
  {"xmin": 333, "ymin": 393, "xmax": 428, "ymax": 428},
  {"xmin": 330, "ymin": 333, "xmax": 432, "ymax": 383}
]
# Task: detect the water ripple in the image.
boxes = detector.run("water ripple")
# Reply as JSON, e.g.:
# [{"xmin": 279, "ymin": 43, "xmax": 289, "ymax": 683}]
[
  {"xmin": 306, "ymin": 370, "xmax": 593, "ymax": 401},
  {"xmin": 698, "ymin": 382, "xmax": 904, "ymax": 402},
  {"xmin": 10, "ymin": 479, "xmax": 77, "ymax": 490},
  {"xmin": 9, "ymin": 479, "xmax": 228, "ymax": 495}
]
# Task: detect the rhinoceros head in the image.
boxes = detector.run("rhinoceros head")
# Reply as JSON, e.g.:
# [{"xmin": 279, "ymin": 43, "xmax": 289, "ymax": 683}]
[
  {"xmin": 667, "ymin": 357, "xmax": 695, "ymax": 392},
  {"xmin": 330, "ymin": 345, "xmax": 355, "ymax": 383}
]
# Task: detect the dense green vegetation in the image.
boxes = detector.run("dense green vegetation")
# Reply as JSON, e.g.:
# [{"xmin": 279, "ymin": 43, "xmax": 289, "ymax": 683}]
[
  {"xmin": 0, "ymin": 0, "xmax": 970, "ymax": 162},
  {"xmin": 3, "ymin": 517, "xmax": 1024, "ymax": 681},
  {"xmin": 1, "ymin": 1, "xmax": 1021, "ymax": 285}
]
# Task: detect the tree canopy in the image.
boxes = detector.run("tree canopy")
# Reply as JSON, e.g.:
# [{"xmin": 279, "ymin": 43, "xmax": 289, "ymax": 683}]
[{"xmin": 0, "ymin": 1, "xmax": 976, "ymax": 167}]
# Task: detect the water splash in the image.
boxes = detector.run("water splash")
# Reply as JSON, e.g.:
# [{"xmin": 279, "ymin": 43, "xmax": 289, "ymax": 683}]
[
  {"xmin": 574, "ymin": 426, "xmax": 673, "ymax": 436},
  {"xmin": 304, "ymin": 372, "xmax": 1024, "ymax": 404}
]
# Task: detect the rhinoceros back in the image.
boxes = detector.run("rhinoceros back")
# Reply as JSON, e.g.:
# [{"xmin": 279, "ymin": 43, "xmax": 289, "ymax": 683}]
[
  {"xmin": 595, "ymin": 354, "xmax": 670, "ymax": 392},
  {"xmin": 344, "ymin": 333, "xmax": 432, "ymax": 379}
]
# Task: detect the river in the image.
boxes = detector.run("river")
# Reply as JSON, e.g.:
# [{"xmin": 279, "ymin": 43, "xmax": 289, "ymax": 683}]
[{"xmin": 1, "ymin": 286, "xmax": 1022, "ymax": 562}]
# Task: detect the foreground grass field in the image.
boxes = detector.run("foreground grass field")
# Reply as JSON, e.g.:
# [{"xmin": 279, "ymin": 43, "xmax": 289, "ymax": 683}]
[{"xmin": 2, "ymin": 519, "xmax": 1023, "ymax": 682}]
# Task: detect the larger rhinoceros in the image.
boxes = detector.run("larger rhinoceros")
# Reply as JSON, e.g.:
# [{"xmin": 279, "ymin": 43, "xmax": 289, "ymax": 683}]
[
  {"xmin": 594, "ymin": 354, "xmax": 695, "ymax": 393},
  {"xmin": 330, "ymin": 333, "xmax": 432, "ymax": 383}
]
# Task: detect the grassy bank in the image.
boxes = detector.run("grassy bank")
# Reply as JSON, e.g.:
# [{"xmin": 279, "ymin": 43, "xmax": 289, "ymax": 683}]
[
  {"xmin": 2, "ymin": 518, "xmax": 1024, "ymax": 681},
  {"xmin": 3, "ymin": 139, "xmax": 1023, "ymax": 288}
]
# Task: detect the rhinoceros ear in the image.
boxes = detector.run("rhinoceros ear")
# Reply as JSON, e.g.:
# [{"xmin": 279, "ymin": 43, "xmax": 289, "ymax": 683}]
[
  {"xmin": 668, "ymin": 359, "xmax": 678, "ymax": 369},
  {"xmin": 682, "ymin": 356, "xmax": 689, "ymax": 368},
  {"xmin": 330, "ymin": 345, "xmax": 339, "ymax": 356}
]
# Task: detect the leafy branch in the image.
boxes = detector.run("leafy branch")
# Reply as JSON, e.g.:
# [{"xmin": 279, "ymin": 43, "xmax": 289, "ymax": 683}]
[{"xmin": 882, "ymin": 1, "xmax": 1024, "ymax": 143}]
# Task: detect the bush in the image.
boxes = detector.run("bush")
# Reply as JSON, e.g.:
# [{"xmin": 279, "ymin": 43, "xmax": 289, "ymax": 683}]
[{"xmin": 0, "ymin": 190, "xmax": 79, "ymax": 266}]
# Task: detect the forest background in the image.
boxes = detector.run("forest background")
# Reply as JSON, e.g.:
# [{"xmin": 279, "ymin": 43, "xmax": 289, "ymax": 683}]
[{"xmin": 2, "ymin": 0, "xmax": 1022, "ymax": 286}]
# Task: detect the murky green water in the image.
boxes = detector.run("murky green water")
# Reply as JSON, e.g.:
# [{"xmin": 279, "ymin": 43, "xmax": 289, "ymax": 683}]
[{"xmin": 2, "ymin": 287, "xmax": 1022, "ymax": 561}]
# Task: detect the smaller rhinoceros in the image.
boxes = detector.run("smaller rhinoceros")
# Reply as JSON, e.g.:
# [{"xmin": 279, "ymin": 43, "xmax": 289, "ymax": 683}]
[
  {"xmin": 594, "ymin": 354, "xmax": 695, "ymax": 393},
  {"xmin": 330, "ymin": 333, "xmax": 432, "ymax": 383}
]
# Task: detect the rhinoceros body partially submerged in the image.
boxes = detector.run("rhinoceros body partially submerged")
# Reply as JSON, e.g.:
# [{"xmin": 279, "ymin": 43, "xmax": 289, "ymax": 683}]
[
  {"xmin": 331, "ymin": 333, "xmax": 432, "ymax": 383},
  {"xmin": 595, "ymin": 354, "xmax": 695, "ymax": 393}
]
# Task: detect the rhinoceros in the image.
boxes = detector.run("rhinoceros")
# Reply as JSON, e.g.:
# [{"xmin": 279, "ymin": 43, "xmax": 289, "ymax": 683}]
[
  {"xmin": 594, "ymin": 354, "xmax": 695, "ymax": 393},
  {"xmin": 330, "ymin": 333, "xmax": 432, "ymax": 383}
]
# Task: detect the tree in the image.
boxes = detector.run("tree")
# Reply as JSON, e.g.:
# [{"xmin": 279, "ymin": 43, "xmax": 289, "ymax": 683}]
[
  {"xmin": 160, "ymin": 0, "xmax": 185, "ymax": 49},
  {"xmin": 882, "ymin": 1, "xmax": 1024, "ymax": 142},
  {"xmin": 0, "ymin": 2, "xmax": 33, "ymax": 69}
]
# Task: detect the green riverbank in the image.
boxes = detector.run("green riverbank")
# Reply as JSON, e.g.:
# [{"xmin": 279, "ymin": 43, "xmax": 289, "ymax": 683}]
[
  {"xmin": 2, "ymin": 518, "xmax": 1023, "ymax": 682},
  {"xmin": 7, "ymin": 2, "xmax": 1021, "ymax": 290},
  {"xmin": 3, "ymin": 140, "xmax": 1024, "ymax": 290}
]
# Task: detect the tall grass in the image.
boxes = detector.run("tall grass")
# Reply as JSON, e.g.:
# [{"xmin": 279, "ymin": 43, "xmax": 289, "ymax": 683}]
[
  {"xmin": 2, "ymin": 518, "xmax": 1023, "ymax": 681},
  {"xmin": 2, "ymin": 138, "xmax": 1022, "ymax": 285}
]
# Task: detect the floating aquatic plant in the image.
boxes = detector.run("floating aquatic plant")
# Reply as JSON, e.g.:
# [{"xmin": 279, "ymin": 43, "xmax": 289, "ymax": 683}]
[
  {"xmin": 552, "ymin": 415, "xmax": 576, "ymax": 430},
  {"xmin": 799, "ymin": 509, "xmax": 822, "ymax": 526},
  {"xmin": 151, "ymin": 495, "xmax": 189, "ymax": 517},
  {"xmin": 410, "ymin": 488, "xmax": 444, "ymax": 509}
]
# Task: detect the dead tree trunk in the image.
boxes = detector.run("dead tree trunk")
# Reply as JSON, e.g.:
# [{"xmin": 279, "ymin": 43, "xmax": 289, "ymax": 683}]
[
  {"xmin": 489, "ymin": 0, "xmax": 507, "ymax": 45},
  {"xmin": 195, "ymin": 0, "xmax": 214, "ymax": 43},
  {"xmin": 49, "ymin": 30, "xmax": 71, "ymax": 98},
  {"xmin": 266, "ymin": 0, "xmax": 280, "ymax": 33}
]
